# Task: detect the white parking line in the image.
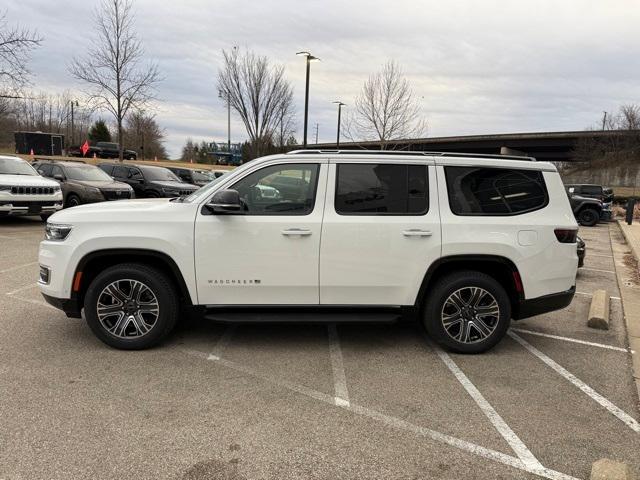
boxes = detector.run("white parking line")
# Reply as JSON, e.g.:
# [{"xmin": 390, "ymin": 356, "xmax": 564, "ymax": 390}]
[
  {"xmin": 433, "ymin": 345, "xmax": 543, "ymax": 470},
  {"xmin": 586, "ymin": 253, "xmax": 613, "ymax": 258},
  {"xmin": 207, "ymin": 325, "xmax": 237, "ymax": 361},
  {"xmin": 575, "ymin": 291, "xmax": 621, "ymax": 301},
  {"xmin": 508, "ymin": 332, "xmax": 640, "ymax": 434},
  {"xmin": 5, "ymin": 282, "xmax": 38, "ymax": 296},
  {"xmin": 511, "ymin": 328, "xmax": 630, "ymax": 353},
  {"xmin": 182, "ymin": 348, "xmax": 578, "ymax": 480},
  {"xmin": 0, "ymin": 261, "xmax": 38, "ymax": 274},
  {"xmin": 580, "ymin": 267, "xmax": 616, "ymax": 274},
  {"xmin": 328, "ymin": 324, "xmax": 350, "ymax": 407}
]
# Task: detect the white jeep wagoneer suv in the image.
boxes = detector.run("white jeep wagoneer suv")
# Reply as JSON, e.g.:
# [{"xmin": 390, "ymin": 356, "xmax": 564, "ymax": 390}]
[{"xmin": 38, "ymin": 150, "xmax": 578, "ymax": 353}]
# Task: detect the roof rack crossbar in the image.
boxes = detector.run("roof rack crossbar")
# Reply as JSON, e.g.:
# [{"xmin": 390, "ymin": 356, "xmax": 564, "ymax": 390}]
[{"xmin": 285, "ymin": 149, "xmax": 535, "ymax": 161}]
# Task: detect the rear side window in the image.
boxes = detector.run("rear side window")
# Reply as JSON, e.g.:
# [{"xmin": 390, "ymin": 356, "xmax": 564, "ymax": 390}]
[
  {"xmin": 445, "ymin": 166, "xmax": 548, "ymax": 216},
  {"xmin": 335, "ymin": 164, "xmax": 428, "ymax": 215}
]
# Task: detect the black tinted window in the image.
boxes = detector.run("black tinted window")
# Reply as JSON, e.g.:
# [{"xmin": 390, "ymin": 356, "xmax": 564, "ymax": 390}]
[
  {"xmin": 112, "ymin": 166, "xmax": 127, "ymax": 178},
  {"xmin": 581, "ymin": 185, "xmax": 602, "ymax": 195},
  {"xmin": 37, "ymin": 163, "xmax": 52, "ymax": 176},
  {"xmin": 335, "ymin": 164, "xmax": 428, "ymax": 215},
  {"xmin": 445, "ymin": 166, "xmax": 548, "ymax": 216},
  {"xmin": 231, "ymin": 163, "xmax": 319, "ymax": 215},
  {"xmin": 98, "ymin": 164, "xmax": 113, "ymax": 175}
]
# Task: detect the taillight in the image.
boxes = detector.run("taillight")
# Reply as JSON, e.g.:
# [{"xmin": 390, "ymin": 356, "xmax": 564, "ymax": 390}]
[{"xmin": 554, "ymin": 229, "xmax": 578, "ymax": 243}]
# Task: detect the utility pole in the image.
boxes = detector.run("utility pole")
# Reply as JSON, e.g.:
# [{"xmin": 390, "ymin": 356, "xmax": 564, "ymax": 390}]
[
  {"xmin": 70, "ymin": 100, "xmax": 79, "ymax": 145},
  {"xmin": 315, "ymin": 123, "xmax": 319, "ymax": 144},
  {"xmin": 602, "ymin": 111, "xmax": 608, "ymax": 130},
  {"xmin": 333, "ymin": 101, "xmax": 345, "ymax": 148}
]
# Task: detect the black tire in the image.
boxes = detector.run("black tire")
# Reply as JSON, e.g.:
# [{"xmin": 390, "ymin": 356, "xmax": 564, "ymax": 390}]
[
  {"xmin": 423, "ymin": 271, "xmax": 511, "ymax": 354},
  {"xmin": 65, "ymin": 194, "xmax": 81, "ymax": 208},
  {"xmin": 146, "ymin": 190, "xmax": 160, "ymax": 198},
  {"xmin": 577, "ymin": 208, "xmax": 599, "ymax": 227},
  {"xmin": 84, "ymin": 263, "xmax": 179, "ymax": 349}
]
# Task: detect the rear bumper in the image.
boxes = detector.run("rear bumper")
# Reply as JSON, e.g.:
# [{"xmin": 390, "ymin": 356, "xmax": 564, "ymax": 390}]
[
  {"xmin": 513, "ymin": 286, "xmax": 575, "ymax": 320},
  {"xmin": 41, "ymin": 293, "xmax": 82, "ymax": 318}
]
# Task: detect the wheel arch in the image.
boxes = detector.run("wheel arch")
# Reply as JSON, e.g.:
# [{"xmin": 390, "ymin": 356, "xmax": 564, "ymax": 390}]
[
  {"xmin": 415, "ymin": 255, "xmax": 523, "ymax": 315},
  {"xmin": 73, "ymin": 248, "xmax": 194, "ymax": 309}
]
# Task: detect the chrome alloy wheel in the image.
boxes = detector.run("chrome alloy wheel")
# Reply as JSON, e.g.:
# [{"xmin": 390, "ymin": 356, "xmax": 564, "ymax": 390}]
[
  {"xmin": 440, "ymin": 287, "xmax": 500, "ymax": 344},
  {"xmin": 96, "ymin": 279, "xmax": 160, "ymax": 339}
]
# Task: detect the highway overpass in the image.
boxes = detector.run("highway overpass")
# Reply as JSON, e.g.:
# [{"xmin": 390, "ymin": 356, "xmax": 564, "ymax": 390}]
[{"xmin": 309, "ymin": 130, "xmax": 636, "ymax": 163}]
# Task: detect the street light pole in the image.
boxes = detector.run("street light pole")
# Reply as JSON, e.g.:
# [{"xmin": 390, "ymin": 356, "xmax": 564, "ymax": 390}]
[
  {"xmin": 333, "ymin": 101, "xmax": 345, "ymax": 148},
  {"xmin": 219, "ymin": 91, "xmax": 231, "ymax": 152},
  {"xmin": 296, "ymin": 51, "xmax": 320, "ymax": 148},
  {"xmin": 70, "ymin": 100, "xmax": 79, "ymax": 145}
]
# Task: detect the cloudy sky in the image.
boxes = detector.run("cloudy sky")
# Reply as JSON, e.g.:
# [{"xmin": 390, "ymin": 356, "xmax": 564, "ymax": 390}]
[{"xmin": 6, "ymin": 0, "xmax": 640, "ymax": 158}]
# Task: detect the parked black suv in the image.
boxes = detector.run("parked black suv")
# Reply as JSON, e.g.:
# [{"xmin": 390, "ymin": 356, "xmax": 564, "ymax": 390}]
[
  {"xmin": 33, "ymin": 160, "xmax": 134, "ymax": 207},
  {"xmin": 98, "ymin": 163, "xmax": 199, "ymax": 198},
  {"xmin": 166, "ymin": 166, "xmax": 214, "ymax": 187},
  {"xmin": 68, "ymin": 142, "xmax": 137, "ymax": 160}
]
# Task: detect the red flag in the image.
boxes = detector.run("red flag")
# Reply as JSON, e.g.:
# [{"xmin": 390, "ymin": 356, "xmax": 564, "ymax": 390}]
[{"xmin": 81, "ymin": 140, "xmax": 90, "ymax": 156}]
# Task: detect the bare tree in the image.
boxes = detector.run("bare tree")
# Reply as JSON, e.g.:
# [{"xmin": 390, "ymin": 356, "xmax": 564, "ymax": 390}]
[
  {"xmin": 217, "ymin": 47, "xmax": 294, "ymax": 159},
  {"xmin": 0, "ymin": 10, "xmax": 42, "ymax": 93},
  {"xmin": 69, "ymin": 0, "xmax": 160, "ymax": 161},
  {"xmin": 122, "ymin": 110, "xmax": 167, "ymax": 159},
  {"xmin": 345, "ymin": 61, "xmax": 427, "ymax": 149}
]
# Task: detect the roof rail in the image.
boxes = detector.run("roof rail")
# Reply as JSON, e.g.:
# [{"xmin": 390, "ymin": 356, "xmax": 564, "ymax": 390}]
[{"xmin": 285, "ymin": 149, "xmax": 535, "ymax": 161}]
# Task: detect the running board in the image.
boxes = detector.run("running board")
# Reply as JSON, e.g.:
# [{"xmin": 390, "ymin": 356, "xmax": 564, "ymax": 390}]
[{"xmin": 203, "ymin": 307, "xmax": 404, "ymax": 323}]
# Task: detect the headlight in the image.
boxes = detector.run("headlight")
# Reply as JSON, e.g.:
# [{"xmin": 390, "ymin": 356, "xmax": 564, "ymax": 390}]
[
  {"xmin": 0, "ymin": 185, "xmax": 11, "ymax": 192},
  {"xmin": 87, "ymin": 186, "xmax": 102, "ymax": 195},
  {"xmin": 53, "ymin": 185, "xmax": 61, "ymax": 192},
  {"xmin": 45, "ymin": 223, "xmax": 73, "ymax": 241},
  {"xmin": 162, "ymin": 188, "xmax": 179, "ymax": 195}
]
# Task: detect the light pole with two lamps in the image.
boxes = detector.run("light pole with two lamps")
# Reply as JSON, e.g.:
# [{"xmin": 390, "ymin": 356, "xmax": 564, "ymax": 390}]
[{"xmin": 296, "ymin": 51, "xmax": 320, "ymax": 148}]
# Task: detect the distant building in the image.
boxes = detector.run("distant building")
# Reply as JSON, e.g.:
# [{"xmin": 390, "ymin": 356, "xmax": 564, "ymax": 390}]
[{"xmin": 14, "ymin": 131, "xmax": 65, "ymax": 156}]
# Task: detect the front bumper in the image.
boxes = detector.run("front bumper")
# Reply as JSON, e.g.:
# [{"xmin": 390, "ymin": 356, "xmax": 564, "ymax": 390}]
[
  {"xmin": 41, "ymin": 293, "xmax": 82, "ymax": 318},
  {"xmin": 512, "ymin": 286, "xmax": 575, "ymax": 320},
  {"xmin": 0, "ymin": 200, "xmax": 63, "ymax": 216}
]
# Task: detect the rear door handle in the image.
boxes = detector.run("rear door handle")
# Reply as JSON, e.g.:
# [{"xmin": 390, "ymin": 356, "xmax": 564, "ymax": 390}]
[
  {"xmin": 402, "ymin": 229, "xmax": 432, "ymax": 237},
  {"xmin": 282, "ymin": 228, "xmax": 312, "ymax": 236}
]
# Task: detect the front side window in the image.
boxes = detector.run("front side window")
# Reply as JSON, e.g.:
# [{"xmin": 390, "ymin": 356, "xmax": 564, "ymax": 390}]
[
  {"xmin": 335, "ymin": 163, "xmax": 428, "ymax": 215},
  {"xmin": 230, "ymin": 163, "xmax": 319, "ymax": 215},
  {"xmin": 128, "ymin": 168, "xmax": 143, "ymax": 180},
  {"xmin": 37, "ymin": 163, "xmax": 53, "ymax": 177},
  {"xmin": 112, "ymin": 166, "xmax": 127, "ymax": 178},
  {"xmin": 445, "ymin": 166, "xmax": 548, "ymax": 216},
  {"xmin": 51, "ymin": 165, "xmax": 64, "ymax": 179}
]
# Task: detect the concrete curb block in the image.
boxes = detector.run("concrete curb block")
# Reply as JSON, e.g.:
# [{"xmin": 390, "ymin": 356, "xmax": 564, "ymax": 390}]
[
  {"xmin": 591, "ymin": 458, "xmax": 637, "ymax": 480},
  {"xmin": 613, "ymin": 221, "xmax": 640, "ymax": 408},
  {"xmin": 588, "ymin": 289, "xmax": 610, "ymax": 330}
]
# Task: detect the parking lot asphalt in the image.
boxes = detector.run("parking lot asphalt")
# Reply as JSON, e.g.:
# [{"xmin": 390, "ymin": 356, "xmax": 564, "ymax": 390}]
[{"xmin": 1, "ymin": 217, "xmax": 639, "ymax": 480}]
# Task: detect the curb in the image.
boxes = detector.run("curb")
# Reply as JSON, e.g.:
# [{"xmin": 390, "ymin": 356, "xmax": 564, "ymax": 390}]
[
  {"xmin": 613, "ymin": 221, "xmax": 640, "ymax": 406},
  {"xmin": 587, "ymin": 289, "xmax": 610, "ymax": 330},
  {"xmin": 591, "ymin": 458, "xmax": 637, "ymax": 480}
]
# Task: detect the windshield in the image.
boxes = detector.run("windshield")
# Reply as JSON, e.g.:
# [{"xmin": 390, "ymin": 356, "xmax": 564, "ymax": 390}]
[
  {"xmin": 0, "ymin": 157, "xmax": 38, "ymax": 176},
  {"xmin": 140, "ymin": 166, "xmax": 181, "ymax": 182},
  {"xmin": 192, "ymin": 170, "xmax": 211, "ymax": 182},
  {"xmin": 66, "ymin": 165, "xmax": 114, "ymax": 182},
  {"xmin": 183, "ymin": 172, "xmax": 229, "ymax": 202}
]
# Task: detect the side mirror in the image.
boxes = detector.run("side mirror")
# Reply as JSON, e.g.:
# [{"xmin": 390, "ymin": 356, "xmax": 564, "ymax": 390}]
[
  {"xmin": 205, "ymin": 189, "xmax": 242, "ymax": 214},
  {"xmin": 53, "ymin": 174, "xmax": 65, "ymax": 181}
]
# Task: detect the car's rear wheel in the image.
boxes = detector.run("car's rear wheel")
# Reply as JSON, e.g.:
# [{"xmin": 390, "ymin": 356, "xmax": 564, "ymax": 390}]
[
  {"xmin": 84, "ymin": 263, "xmax": 179, "ymax": 349},
  {"xmin": 65, "ymin": 194, "xmax": 81, "ymax": 208},
  {"xmin": 577, "ymin": 208, "xmax": 599, "ymax": 226},
  {"xmin": 423, "ymin": 271, "xmax": 511, "ymax": 353}
]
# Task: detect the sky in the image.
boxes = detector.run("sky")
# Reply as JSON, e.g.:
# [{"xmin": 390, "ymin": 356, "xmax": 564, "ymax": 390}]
[{"xmin": 6, "ymin": 0, "xmax": 640, "ymax": 158}]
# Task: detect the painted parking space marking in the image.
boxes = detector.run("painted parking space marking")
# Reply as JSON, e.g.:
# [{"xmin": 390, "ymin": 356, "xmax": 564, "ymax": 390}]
[
  {"xmin": 508, "ymin": 332, "xmax": 640, "ymax": 433},
  {"xmin": 5, "ymin": 282, "xmax": 38, "ymax": 296},
  {"xmin": 575, "ymin": 291, "xmax": 621, "ymax": 301},
  {"xmin": 207, "ymin": 325, "xmax": 237, "ymax": 361},
  {"xmin": 182, "ymin": 347, "xmax": 578, "ymax": 480},
  {"xmin": 0, "ymin": 261, "xmax": 38, "ymax": 274},
  {"xmin": 433, "ymin": 344, "xmax": 544, "ymax": 470},
  {"xmin": 511, "ymin": 328, "xmax": 630, "ymax": 353},
  {"xmin": 327, "ymin": 324, "xmax": 350, "ymax": 407},
  {"xmin": 580, "ymin": 267, "xmax": 616, "ymax": 274}
]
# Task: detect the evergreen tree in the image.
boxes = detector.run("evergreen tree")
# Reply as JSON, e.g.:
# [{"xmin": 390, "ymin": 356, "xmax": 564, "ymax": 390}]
[{"xmin": 88, "ymin": 119, "xmax": 112, "ymax": 143}]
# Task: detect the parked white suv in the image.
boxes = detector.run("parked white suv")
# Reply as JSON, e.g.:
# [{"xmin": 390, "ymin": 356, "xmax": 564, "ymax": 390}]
[
  {"xmin": 38, "ymin": 151, "xmax": 578, "ymax": 353},
  {"xmin": 0, "ymin": 155, "xmax": 63, "ymax": 220}
]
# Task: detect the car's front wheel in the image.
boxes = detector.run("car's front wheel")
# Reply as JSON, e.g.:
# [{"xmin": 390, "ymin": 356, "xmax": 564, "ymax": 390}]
[
  {"xmin": 84, "ymin": 263, "xmax": 179, "ymax": 349},
  {"xmin": 423, "ymin": 271, "xmax": 511, "ymax": 353}
]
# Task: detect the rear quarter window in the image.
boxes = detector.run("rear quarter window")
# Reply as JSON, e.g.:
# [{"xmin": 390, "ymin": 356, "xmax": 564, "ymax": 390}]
[{"xmin": 445, "ymin": 166, "xmax": 548, "ymax": 216}]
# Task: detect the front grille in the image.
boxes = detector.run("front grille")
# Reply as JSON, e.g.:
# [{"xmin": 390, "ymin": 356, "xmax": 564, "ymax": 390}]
[
  {"xmin": 102, "ymin": 190, "xmax": 131, "ymax": 200},
  {"xmin": 179, "ymin": 190, "xmax": 193, "ymax": 196},
  {"xmin": 0, "ymin": 201, "xmax": 59, "ymax": 207},
  {"xmin": 11, "ymin": 186, "xmax": 55, "ymax": 195}
]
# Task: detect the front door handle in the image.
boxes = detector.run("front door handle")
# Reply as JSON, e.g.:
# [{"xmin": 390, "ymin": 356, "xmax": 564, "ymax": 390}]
[
  {"xmin": 282, "ymin": 228, "xmax": 312, "ymax": 236},
  {"xmin": 402, "ymin": 229, "xmax": 432, "ymax": 237}
]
